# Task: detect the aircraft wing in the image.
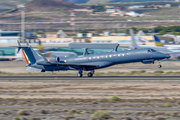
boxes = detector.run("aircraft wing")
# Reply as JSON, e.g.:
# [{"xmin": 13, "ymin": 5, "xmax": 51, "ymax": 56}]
[
  {"xmin": 50, "ymin": 62, "xmax": 99, "ymax": 68},
  {"xmin": 166, "ymin": 52, "xmax": 180, "ymax": 55}
]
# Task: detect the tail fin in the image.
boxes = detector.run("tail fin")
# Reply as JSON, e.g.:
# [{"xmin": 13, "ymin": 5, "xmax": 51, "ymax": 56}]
[
  {"xmin": 154, "ymin": 35, "xmax": 164, "ymax": 47},
  {"xmin": 129, "ymin": 29, "xmax": 138, "ymax": 47},
  {"xmin": 17, "ymin": 41, "xmax": 41, "ymax": 64}
]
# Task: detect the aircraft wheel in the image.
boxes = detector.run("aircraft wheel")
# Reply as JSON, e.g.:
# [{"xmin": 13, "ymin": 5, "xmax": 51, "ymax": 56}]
[
  {"xmin": 87, "ymin": 73, "xmax": 93, "ymax": 77},
  {"xmin": 158, "ymin": 65, "xmax": 162, "ymax": 68},
  {"xmin": 77, "ymin": 73, "xmax": 83, "ymax": 77}
]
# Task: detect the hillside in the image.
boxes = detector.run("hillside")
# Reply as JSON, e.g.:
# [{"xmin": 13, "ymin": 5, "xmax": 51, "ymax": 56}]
[
  {"xmin": 88, "ymin": 0, "xmax": 172, "ymax": 3},
  {"xmin": 65, "ymin": 0, "xmax": 173, "ymax": 4},
  {"xmin": 65, "ymin": 0, "xmax": 89, "ymax": 3},
  {"xmin": 0, "ymin": 0, "xmax": 84, "ymax": 23},
  {"xmin": 26, "ymin": 0, "xmax": 82, "ymax": 12},
  {"xmin": 0, "ymin": 0, "xmax": 31, "ymax": 12}
]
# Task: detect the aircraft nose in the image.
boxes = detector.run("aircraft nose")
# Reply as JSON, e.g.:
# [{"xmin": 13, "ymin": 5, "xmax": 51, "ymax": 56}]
[{"xmin": 166, "ymin": 54, "xmax": 170, "ymax": 59}]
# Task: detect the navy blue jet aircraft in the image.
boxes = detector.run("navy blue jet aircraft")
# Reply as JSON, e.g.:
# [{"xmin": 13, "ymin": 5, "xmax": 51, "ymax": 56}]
[{"xmin": 17, "ymin": 41, "xmax": 170, "ymax": 77}]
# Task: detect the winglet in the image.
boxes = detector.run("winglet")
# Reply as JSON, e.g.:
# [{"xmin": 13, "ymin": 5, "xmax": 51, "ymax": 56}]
[
  {"xmin": 17, "ymin": 40, "xmax": 30, "ymax": 53},
  {"xmin": 26, "ymin": 41, "xmax": 30, "ymax": 47},
  {"xmin": 114, "ymin": 43, "xmax": 119, "ymax": 52},
  {"xmin": 129, "ymin": 29, "xmax": 138, "ymax": 47}
]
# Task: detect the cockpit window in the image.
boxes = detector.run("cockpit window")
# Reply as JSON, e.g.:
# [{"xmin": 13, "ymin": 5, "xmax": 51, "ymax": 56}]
[
  {"xmin": 147, "ymin": 49, "xmax": 156, "ymax": 53},
  {"xmin": 147, "ymin": 50, "xmax": 151, "ymax": 53},
  {"xmin": 151, "ymin": 49, "xmax": 156, "ymax": 52}
]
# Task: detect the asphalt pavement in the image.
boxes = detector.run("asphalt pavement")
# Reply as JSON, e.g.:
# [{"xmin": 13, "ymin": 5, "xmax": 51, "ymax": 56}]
[
  {"xmin": 0, "ymin": 76, "xmax": 179, "ymax": 81},
  {"xmin": 0, "ymin": 106, "xmax": 179, "ymax": 111}
]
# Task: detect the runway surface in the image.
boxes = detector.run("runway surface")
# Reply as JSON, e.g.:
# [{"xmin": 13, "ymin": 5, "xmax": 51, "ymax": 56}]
[
  {"xmin": 0, "ymin": 76, "xmax": 179, "ymax": 81},
  {"xmin": 0, "ymin": 106, "xmax": 179, "ymax": 111}
]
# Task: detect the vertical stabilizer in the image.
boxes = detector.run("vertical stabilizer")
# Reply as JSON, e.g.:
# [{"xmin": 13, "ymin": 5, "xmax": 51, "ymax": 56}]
[
  {"xmin": 129, "ymin": 29, "xmax": 138, "ymax": 47},
  {"xmin": 154, "ymin": 35, "xmax": 164, "ymax": 47},
  {"xmin": 17, "ymin": 41, "xmax": 41, "ymax": 64}
]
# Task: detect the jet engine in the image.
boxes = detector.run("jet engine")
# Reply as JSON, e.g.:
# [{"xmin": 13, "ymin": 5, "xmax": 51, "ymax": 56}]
[
  {"xmin": 47, "ymin": 56, "xmax": 60, "ymax": 63},
  {"xmin": 36, "ymin": 56, "xmax": 60, "ymax": 65}
]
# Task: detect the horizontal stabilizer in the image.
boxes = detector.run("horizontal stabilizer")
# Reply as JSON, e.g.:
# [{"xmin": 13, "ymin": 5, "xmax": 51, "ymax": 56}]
[
  {"xmin": 69, "ymin": 43, "xmax": 119, "ymax": 49},
  {"xmin": 26, "ymin": 67, "xmax": 43, "ymax": 72}
]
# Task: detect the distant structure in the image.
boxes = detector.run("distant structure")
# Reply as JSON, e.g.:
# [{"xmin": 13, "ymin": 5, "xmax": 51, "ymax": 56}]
[
  {"xmin": 57, "ymin": 30, "xmax": 69, "ymax": 38},
  {"xmin": 136, "ymin": 30, "xmax": 147, "ymax": 36},
  {"xmin": 70, "ymin": 9, "xmax": 75, "ymax": 33}
]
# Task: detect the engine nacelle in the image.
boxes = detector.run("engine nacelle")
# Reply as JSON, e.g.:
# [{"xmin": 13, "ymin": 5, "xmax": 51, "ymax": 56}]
[
  {"xmin": 46, "ymin": 56, "xmax": 60, "ymax": 63},
  {"xmin": 36, "ymin": 57, "xmax": 60, "ymax": 65}
]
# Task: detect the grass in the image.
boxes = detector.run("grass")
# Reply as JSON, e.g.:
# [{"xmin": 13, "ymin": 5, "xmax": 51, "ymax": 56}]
[
  {"xmin": 110, "ymin": 96, "xmax": 121, "ymax": 102},
  {"xmin": 91, "ymin": 111, "xmax": 111, "ymax": 120},
  {"xmin": 164, "ymin": 102, "xmax": 171, "ymax": 107}
]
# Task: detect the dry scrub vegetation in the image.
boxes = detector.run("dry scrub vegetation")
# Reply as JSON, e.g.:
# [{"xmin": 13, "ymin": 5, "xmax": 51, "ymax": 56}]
[{"xmin": 0, "ymin": 80, "xmax": 179, "ymax": 119}]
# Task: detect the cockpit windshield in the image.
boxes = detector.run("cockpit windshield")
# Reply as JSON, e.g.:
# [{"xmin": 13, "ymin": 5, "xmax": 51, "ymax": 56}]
[
  {"xmin": 151, "ymin": 49, "xmax": 156, "ymax": 52},
  {"xmin": 147, "ymin": 49, "xmax": 156, "ymax": 53}
]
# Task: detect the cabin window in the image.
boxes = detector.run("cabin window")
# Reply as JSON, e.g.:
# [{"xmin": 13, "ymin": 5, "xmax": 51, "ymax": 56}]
[
  {"xmin": 106, "ymin": 56, "xmax": 108, "ymax": 58},
  {"xmin": 93, "ymin": 57, "xmax": 96, "ymax": 59},
  {"xmin": 113, "ymin": 54, "xmax": 116, "ymax": 57},
  {"xmin": 89, "ymin": 57, "xmax": 92, "ymax": 60},
  {"xmin": 110, "ymin": 55, "xmax": 112, "ymax": 57},
  {"xmin": 64, "ymin": 60, "xmax": 66, "ymax": 62},
  {"xmin": 118, "ymin": 54, "xmax": 120, "ymax": 56},
  {"xmin": 97, "ymin": 56, "xmax": 99, "ymax": 59},
  {"xmin": 122, "ymin": 54, "xmax": 124, "ymax": 56}
]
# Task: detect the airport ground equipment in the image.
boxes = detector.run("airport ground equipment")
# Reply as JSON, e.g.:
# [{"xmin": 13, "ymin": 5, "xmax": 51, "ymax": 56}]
[{"xmin": 17, "ymin": 41, "xmax": 170, "ymax": 77}]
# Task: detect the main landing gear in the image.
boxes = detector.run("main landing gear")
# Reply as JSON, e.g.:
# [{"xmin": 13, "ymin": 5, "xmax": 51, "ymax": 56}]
[
  {"xmin": 77, "ymin": 68, "xmax": 83, "ymax": 77},
  {"xmin": 77, "ymin": 69, "xmax": 95, "ymax": 77},
  {"xmin": 87, "ymin": 70, "xmax": 95, "ymax": 77}
]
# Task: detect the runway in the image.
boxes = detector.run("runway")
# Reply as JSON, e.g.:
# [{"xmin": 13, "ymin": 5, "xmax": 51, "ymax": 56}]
[
  {"xmin": 0, "ymin": 106, "xmax": 179, "ymax": 111},
  {"xmin": 0, "ymin": 76, "xmax": 180, "ymax": 81}
]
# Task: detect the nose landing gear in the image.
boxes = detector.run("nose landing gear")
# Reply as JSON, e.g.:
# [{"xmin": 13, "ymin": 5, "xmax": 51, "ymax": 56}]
[{"xmin": 158, "ymin": 62, "xmax": 162, "ymax": 68}]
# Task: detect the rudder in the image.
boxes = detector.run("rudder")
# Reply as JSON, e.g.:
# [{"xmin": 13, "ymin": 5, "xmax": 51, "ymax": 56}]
[
  {"xmin": 18, "ymin": 41, "xmax": 41, "ymax": 64},
  {"xmin": 154, "ymin": 35, "xmax": 164, "ymax": 47}
]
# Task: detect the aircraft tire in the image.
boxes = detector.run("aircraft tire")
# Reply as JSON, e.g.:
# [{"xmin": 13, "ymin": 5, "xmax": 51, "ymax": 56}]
[
  {"xmin": 88, "ymin": 73, "xmax": 93, "ymax": 77},
  {"xmin": 77, "ymin": 73, "xmax": 83, "ymax": 77},
  {"xmin": 158, "ymin": 65, "xmax": 162, "ymax": 68}
]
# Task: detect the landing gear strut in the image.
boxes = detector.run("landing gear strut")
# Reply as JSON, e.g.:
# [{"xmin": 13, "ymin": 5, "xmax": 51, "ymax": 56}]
[
  {"xmin": 77, "ymin": 68, "xmax": 83, "ymax": 77},
  {"xmin": 87, "ymin": 70, "xmax": 95, "ymax": 77}
]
